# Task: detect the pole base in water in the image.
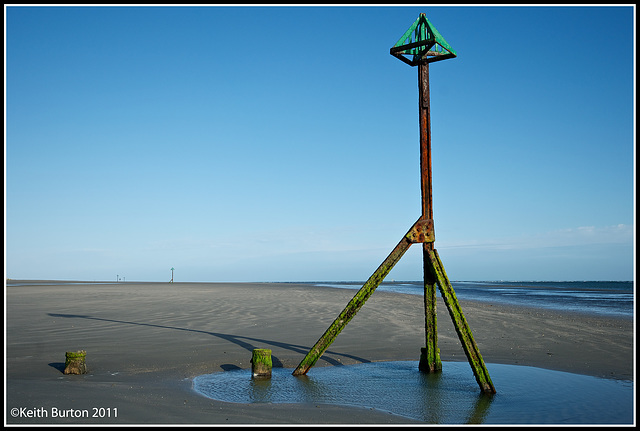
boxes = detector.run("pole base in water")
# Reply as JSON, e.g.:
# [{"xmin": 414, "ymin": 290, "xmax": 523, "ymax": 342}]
[{"xmin": 419, "ymin": 347, "xmax": 442, "ymax": 373}]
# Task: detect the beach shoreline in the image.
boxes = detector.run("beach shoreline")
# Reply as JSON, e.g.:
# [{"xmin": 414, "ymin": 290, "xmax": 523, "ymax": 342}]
[{"xmin": 4, "ymin": 281, "xmax": 635, "ymax": 424}]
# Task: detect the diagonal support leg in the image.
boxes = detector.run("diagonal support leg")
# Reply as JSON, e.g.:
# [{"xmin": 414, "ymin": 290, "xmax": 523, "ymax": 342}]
[
  {"xmin": 425, "ymin": 248, "xmax": 496, "ymax": 393},
  {"xmin": 292, "ymin": 218, "xmax": 433, "ymax": 376}
]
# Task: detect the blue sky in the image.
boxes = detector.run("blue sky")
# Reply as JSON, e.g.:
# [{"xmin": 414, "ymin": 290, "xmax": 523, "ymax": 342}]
[{"xmin": 5, "ymin": 5, "xmax": 635, "ymax": 282}]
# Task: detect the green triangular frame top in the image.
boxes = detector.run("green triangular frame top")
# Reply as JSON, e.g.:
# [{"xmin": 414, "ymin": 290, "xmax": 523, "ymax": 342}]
[{"xmin": 390, "ymin": 13, "xmax": 457, "ymax": 66}]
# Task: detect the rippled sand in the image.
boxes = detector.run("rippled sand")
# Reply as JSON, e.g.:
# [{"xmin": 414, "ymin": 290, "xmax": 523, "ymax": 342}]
[{"xmin": 5, "ymin": 281, "xmax": 634, "ymax": 424}]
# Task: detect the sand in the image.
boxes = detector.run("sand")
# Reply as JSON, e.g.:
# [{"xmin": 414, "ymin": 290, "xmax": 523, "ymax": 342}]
[{"xmin": 4, "ymin": 281, "xmax": 634, "ymax": 425}]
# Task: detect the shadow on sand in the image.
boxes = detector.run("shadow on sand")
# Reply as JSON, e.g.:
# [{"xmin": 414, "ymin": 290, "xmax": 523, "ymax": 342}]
[{"xmin": 47, "ymin": 312, "xmax": 370, "ymax": 370}]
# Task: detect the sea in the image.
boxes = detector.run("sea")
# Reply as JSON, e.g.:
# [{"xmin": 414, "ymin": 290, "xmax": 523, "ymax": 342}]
[
  {"xmin": 310, "ymin": 280, "xmax": 634, "ymax": 319},
  {"xmin": 7, "ymin": 279, "xmax": 634, "ymax": 319}
]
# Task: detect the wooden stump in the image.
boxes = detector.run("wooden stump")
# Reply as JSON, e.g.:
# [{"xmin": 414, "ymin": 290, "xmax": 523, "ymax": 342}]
[
  {"xmin": 251, "ymin": 349, "xmax": 272, "ymax": 378},
  {"xmin": 64, "ymin": 350, "xmax": 87, "ymax": 375}
]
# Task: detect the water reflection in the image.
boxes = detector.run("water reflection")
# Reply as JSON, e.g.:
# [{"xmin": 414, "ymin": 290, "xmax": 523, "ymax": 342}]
[
  {"xmin": 466, "ymin": 393, "xmax": 494, "ymax": 424},
  {"xmin": 413, "ymin": 364, "xmax": 494, "ymax": 423},
  {"xmin": 247, "ymin": 376, "xmax": 273, "ymax": 403}
]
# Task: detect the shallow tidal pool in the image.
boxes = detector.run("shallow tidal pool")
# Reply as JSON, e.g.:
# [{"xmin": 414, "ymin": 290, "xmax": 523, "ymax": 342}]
[{"xmin": 193, "ymin": 361, "xmax": 633, "ymax": 424}]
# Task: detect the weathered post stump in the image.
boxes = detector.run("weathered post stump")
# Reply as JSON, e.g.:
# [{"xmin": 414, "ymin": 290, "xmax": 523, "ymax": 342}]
[
  {"xmin": 64, "ymin": 350, "xmax": 87, "ymax": 375},
  {"xmin": 251, "ymin": 349, "xmax": 272, "ymax": 379}
]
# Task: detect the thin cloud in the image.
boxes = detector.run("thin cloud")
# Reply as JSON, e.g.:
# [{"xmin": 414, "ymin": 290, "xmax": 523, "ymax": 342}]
[{"xmin": 438, "ymin": 224, "xmax": 633, "ymax": 251}]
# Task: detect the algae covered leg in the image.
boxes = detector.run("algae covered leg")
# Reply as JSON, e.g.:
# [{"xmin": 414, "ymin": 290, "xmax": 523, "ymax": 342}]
[
  {"xmin": 292, "ymin": 235, "xmax": 412, "ymax": 376},
  {"xmin": 419, "ymin": 241, "xmax": 442, "ymax": 373},
  {"xmin": 292, "ymin": 219, "xmax": 433, "ymax": 376},
  {"xmin": 426, "ymin": 248, "xmax": 496, "ymax": 393}
]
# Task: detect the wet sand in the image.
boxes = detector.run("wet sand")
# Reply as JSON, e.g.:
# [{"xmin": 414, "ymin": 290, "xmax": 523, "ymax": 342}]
[{"xmin": 4, "ymin": 281, "xmax": 634, "ymax": 424}]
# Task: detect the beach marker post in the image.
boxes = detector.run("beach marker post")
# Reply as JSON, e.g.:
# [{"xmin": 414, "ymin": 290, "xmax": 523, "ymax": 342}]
[{"xmin": 292, "ymin": 13, "xmax": 495, "ymax": 394}]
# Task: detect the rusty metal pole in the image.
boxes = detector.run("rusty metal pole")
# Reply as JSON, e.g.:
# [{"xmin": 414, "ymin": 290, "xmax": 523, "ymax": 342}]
[
  {"xmin": 419, "ymin": 62, "xmax": 433, "ymax": 224},
  {"xmin": 418, "ymin": 62, "xmax": 442, "ymax": 373}
]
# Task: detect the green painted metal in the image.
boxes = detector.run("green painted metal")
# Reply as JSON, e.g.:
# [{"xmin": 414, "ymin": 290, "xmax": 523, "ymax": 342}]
[{"xmin": 390, "ymin": 13, "xmax": 457, "ymax": 66}]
